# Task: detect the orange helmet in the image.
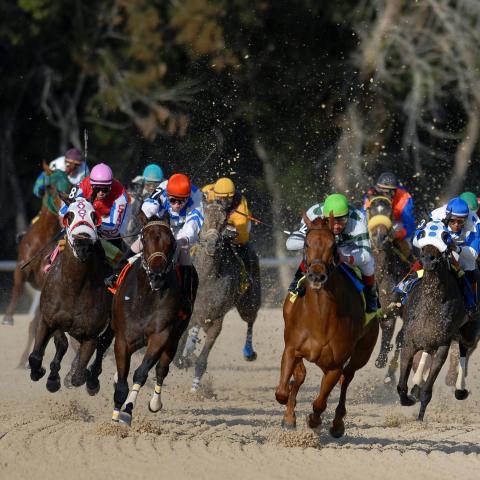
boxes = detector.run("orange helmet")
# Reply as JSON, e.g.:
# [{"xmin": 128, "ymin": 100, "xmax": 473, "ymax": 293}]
[{"xmin": 167, "ymin": 173, "xmax": 191, "ymax": 198}]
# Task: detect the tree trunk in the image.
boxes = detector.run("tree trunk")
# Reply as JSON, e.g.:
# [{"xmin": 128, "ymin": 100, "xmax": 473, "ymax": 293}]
[{"xmin": 253, "ymin": 138, "xmax": 291, "ymax": 295}]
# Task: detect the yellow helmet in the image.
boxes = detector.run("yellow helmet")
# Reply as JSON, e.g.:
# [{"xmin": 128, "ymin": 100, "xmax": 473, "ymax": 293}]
[{"xmin": 213, "ymin": 177, "xmax": 235, "ymax": 198}]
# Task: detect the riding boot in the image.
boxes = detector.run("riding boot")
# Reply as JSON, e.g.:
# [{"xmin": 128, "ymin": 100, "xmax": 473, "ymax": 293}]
[
  {"xmin": 179, "ymin": 265, "xmax": 194, "ymax": 318},
  {"xmin": 104, "ymin": 247, "xmax": 135, "ymax": 288},
  {"xmin": 363, "ymin": 284, "xmax": 379, "ymax": 313},
  {"xmin": 462, "ymin": 272, "xmax": 477, "ymax": 315},
  {"xmin": 288, "ymin": 266, "xmax": 306, "ymax": 297}
]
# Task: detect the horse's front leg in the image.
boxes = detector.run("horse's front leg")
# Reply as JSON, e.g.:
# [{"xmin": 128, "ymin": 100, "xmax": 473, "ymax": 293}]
[
  {"xmin": 28, "ymin": 317, "xmax": 52, "ymax": 381},
  {"xmin": 112, "ymin": 335, "xmax": 131, "ymax": 423},
  {"xmin": 282, "ymin": 359, "xmax": 306, "ymax": 429},
  {"xmin": 18, "ymin": 307, "xmax": 41, "ymax": 368},
  {"xmin": 191, "ymin": 319, "xmax": 222, "ymax": 392},
  {"xmin": 46, "ymin": 330, "xmax": 69, "ymax": 393},
  {"xmin": 121, "ymin": 331, "xmax": 168, "ymax": 426},
  {"xmin": 71, "ymin": 338, "xmax": 97, "ymax": 387},
  {"xmin": 396, "ymin": 344, "xmax": 416, "ymax": 406},
  {"xmin": 375, "ymin": 313, "xmax": 395, "ymax": 368},
  {"xmin": 308, "ymin": 368, "xmax": 342, "ymax": 429},
  {"xmin": 275, "ymin": 346, "xmax": 297, "ymax": 405},
  {"xmin": 86, "ymin": 324, "xmax": 115, "ymax": 396}
]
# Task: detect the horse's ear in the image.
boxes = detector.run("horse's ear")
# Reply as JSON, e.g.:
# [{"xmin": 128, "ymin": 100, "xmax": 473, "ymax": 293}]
[
  {"xmin": 163, "ymin": 210, "xmax": 171, "ymax": 224},
  {"xmin": 58, "ymin": 190, "xmax": 72, "ymax": 205},
  {"xmin": 302, "ymin": 212, "xmax": 313, "ymax": 229},
  {"xmin": 328, "ymin": 211, "xmax": 334, "ymax": 231},
  {"xmin": 138, "ymin": 209, "xmax": 149, "ymax": 226},
  {"xmin": 42, "ymin": 160, "xmax": 53, "ymax": 176}
]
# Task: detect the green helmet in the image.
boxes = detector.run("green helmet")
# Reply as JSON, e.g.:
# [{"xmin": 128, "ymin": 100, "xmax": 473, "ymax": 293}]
[
  {"xmin": 460, "ymin": 191, "xmax": 478, "ymax": 212},
  {"xmin": 323, "ymin": 193, "xmax": 349, "ymax": 218}
]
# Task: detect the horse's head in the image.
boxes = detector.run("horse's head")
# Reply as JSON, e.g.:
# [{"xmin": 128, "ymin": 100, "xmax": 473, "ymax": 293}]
[
  {"xmin": 415, "ymin": 221, "xmax": 452, "ymax": 271},
  {"xmin": 303, "ymin": 213, "xmax": 339, "ymax": 290},
  {"xmin": 139, "ymin": 213, "xmax": 176, "ymax": 291},
  {"xmin": 61, "ymin": 195, "xmax": 101, "ymax": 262},
  {"xmin": 366, "ymin": 196, "xmax": 393, "ymax": 249},
  {"xmin": 200, "ymin": 200, "xmax": 228, "ymax": 256}
]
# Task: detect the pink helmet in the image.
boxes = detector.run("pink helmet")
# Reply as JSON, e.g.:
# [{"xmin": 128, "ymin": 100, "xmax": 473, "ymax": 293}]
[{"xmin": 90, "ymin": 163, "xmax": 113, "ymax": 186}]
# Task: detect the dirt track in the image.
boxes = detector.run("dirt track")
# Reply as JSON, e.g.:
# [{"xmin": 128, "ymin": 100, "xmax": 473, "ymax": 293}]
[{"xmin": 1, "ymin": 310, "xmax": 480, "ymax": 480}]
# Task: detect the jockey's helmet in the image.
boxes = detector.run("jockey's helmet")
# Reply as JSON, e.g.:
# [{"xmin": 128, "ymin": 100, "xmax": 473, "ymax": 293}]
[
  {"xmin": 90, "ymin": 163, "xmax": 113, "ymax": 186},
  {"xmin": 460, "ymin": 191, "xmax": 479, "ymax": 212},
  {"xmin": 65, "ymin": 148, "xmax": 83, "ymax": 164},
  {"xmin": 213, "ymin": 177, "xmax": 235, "ymax": 198},
  {"xmin": 376, "ymin": 172, "xmax": 397, "ymax": 190},
  {"xmin": 167, "ymin": 173, "xmax": 191, "ymax": 198},
  {"xmin": 143, "ymin": 164, "xmax": 164, "ymax": 182},
  {"xmin": 446, "ymin": 197, "xmax": 469, "ymax": 218},
  {"xmin": 323, "ymin": 194, "xmax": 349, "ymax": 218}
]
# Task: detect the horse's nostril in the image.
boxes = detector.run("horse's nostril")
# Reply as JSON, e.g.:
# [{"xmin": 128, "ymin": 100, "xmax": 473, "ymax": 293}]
[{"xmin": 319, "ymin": 274, "xmax": 327, "ymax": 283}]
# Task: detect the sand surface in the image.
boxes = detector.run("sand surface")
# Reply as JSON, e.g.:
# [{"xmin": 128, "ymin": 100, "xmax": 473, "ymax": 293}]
[{"xmin": 1, "ymin": 310, "xmax": 480, "ymax": 480}]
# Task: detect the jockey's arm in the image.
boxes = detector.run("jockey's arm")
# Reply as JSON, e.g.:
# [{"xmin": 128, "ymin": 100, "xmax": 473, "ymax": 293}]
[
  {"xmin": 176, "ymin": 207, "xmax": 204, "ymax": 246},
  {"xmin": 285, "ymin": 204, "xmax": 320, "ymax": 251},
  {"xmin": 98, "ymin": 192, "xmax": 130, "ymax": 237},
  {"xmin": 398, "ymin": 197, "xmax": 415, "ymax": 239},
  {"xmin": 229, "ymin": 196, "xmax": 250, "ymax": 244}
]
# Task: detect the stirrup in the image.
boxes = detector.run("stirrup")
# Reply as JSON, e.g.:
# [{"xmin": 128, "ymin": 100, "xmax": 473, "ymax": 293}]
[{"xmin": 104, "ymin": 273, "xmax": 119, "ymax": 288}]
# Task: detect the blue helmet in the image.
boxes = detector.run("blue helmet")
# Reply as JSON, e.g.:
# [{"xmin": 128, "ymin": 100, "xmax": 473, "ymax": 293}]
[
  {"xmin": 142, "ymin": 164, "xmax": 163, "ymax": 182},
  {"xmin": 446, "ymin": 197, "xmax": 469, "ymax": 218}
]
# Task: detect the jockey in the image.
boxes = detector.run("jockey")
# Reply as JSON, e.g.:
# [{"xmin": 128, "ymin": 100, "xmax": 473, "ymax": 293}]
[
  {"xmin": 201, "ymin": 177, "xmax": 259, "ymax": 292},
  {"xmin": 104, "ymin": 173, "xmax": 203, "ymax": 306},
  {"xmin": 60, "ymin": 163, "xmax": 130, "ymax": 261},
  {"xmin": 363, "ymin": 172, "xmax": 415, "ymax": 259},
  {"xmin": 286, "ymin": 193, "xmax": 379, "ymax": 313},
  {"xmin": 130, "ymin": 163, "xmax": 164, "ymax": 200},
  {"xmin": 33, "ymin": 148, "xmax": 89, "ymax": 198},
  {"xmin": 428, "ymin": 197, "xmax": 480, "ymax": 312}
]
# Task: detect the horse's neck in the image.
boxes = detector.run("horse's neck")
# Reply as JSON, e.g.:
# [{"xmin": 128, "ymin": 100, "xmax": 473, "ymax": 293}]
[
  {"xmin": 61, "ymin": 242, "xmax": 104, "ymax": 280},
  {"xmin": 195, "ymin": 242, "xmax": 223, "ymax": 276},
  {"xmin": 373, "ymin": 247, "xmax": 398, "ymax": 283},
  {"xmin": 422, "ymin": 264, "xmax": 453, "ymax": 299}
]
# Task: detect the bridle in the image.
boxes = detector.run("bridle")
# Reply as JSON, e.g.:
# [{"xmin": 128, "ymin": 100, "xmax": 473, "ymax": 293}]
[{"xmin": 140, "ymin": 220, "xmax": 177, "ymax": 291}]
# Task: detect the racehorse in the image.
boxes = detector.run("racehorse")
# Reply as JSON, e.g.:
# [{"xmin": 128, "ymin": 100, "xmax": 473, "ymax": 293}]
[
  {"xmin": 111, "ymin": 213, "xmax": 198, "ymax": 426},
  {"xmin": 397, "ymin": 224, "xmax": 478, "ymax": 420},
  {"xmin": 28, "ymin": 194, "xmax": 113, "ymax": 395},
  {"xmin": 174, "ymin": 200, "xmax": 261, "ymax": 392},
  {"xmin": 275, "ymin": 214, "xmax": 379, "ymax": 437},
  {"xmin": 2, "ymin": 166, "xmax": 70, "ymax": 329},
  {"xmin": 365, "ymin": 195, "xmax": 410, "ymax": 382}
]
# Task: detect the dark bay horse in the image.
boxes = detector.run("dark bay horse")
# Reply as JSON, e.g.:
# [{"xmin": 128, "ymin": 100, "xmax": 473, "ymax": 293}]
[
  {"xmin": 174, "ymin": 200, "xmax": 261, "ymax": 392},
  {"xmin": 29, "ymin": 195, "xmax": 113, "ymax": 395},
  {"xmin": 366, "ymin": 195, "xmax": 410, "ymax": 382},
  {"xmin": 397, "ymin": 226, "xmax": 478, "ymax": 421},
  {"xmin": 275, "ymin": 215, "xmax": 379, "ymax": 437},
  {"xmin": 2, "ymin": 167, "xmax": 70, "ymax": 328},
  {"xmin": 111, "ymin": 214, "xmax": 198, "ymax": 426}
]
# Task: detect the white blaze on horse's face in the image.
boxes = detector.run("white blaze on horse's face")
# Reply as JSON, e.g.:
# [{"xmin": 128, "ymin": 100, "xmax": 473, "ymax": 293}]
[{"xmin": 64, "ymin": 199, "xmax": 99, "ymax": 244}]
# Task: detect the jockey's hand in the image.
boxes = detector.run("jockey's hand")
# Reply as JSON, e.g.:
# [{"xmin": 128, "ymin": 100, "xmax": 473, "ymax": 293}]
[
  {"xmin": 177, "ymin": 237, "xmax": 189, "ymax": 249},
  {"xmin": 339, "ymin": 253, "xmax": 354, "ymax": 265},
  {"xmin": 222, "ymin": 226, "xmax": 238, "ymax": 241},
  {"xmin": 447, "ymin": 239, "xmax": 461, "ymax": 253}
]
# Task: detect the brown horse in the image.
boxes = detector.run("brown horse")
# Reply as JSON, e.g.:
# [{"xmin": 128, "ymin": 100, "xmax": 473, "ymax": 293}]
[
  {"xmin": 111, "ymin": 213, "xmax": 198, "ymax": 426},
  {"xmin": 2, "ymin": 167, "xmax": 71, "ymax": 329},
  {"xmin": 28, "ymin": 195, "xmax": 113, "ymax": 394},
  {"xmin": 275, "ymin": 214, "xmax": 379, "ymax": 437}
]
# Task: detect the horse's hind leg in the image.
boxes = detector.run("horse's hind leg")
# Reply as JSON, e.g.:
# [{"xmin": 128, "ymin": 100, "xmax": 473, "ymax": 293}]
[
  {"xmin": 375, "ymin": 314, "xmax": 395, "ymax": 368},
  {"xmin": 331, "ymin": 320, "xmax": 379, "ymax": 438},
  {"xmin": 18, "ymin": 306, "xmax": 41, "ymax": 368},
  {"xmin": 71, "ymin": 338, "xmax": 97, "ymax": 387},
  {"xmin": 29, "ymin": 318, "xmax": 52, "ymax": 381},
  {"xmin": 191, "ymin": 319, "xmax": 222, "ymax": 392},
  {"xmin": 396, "ymin": 342, "xmax": 416, "ymax": 406},
  {"xmin": 308, "ymin": 368, "xmax": 342, "ymax": 429},
  {"xmin": 122, "ymin": 332, "xmax": 168, "ymax": 425},
  {"xmin": 112, "ymin": 335, "xmax": 131, "ymax": 423},
  {"xmin": 86, "ymin": 324, "xmax": 115, "ymax": 396},
  {"xmin": 418, "ymin": 345, "xmax": 449, "ymax": 421},
  {"xmin": 445, "ymin": 341, "xmax": 459, "ymax": 387},
  {"xmin": 385, "ymin": 323, "xmax": 404, "ymax": 385},
  {"xmin": 46, "ymin": 330, "xmax": 68, "ymax": 393},
  {"xmin": 282, "ymin": 359, "xmax": 306, "ymax": 430},
  {"xmin": 2, "ymin": 265, "xmax": 25, "ymax": 326},
  {"xmin": 63, "ymin": 338, "xmax": 80, "ymax": 388}
]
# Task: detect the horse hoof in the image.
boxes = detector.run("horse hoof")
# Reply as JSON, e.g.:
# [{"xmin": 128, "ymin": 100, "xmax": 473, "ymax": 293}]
[
  {"xmin": 64, "ymin": 372, "xmax": 74, "ymax": 389},
  {"xmin": 148, "ymin": 399, "xmax": 163, "ymax": 413},
  {"xmin": 86, "ymin": 381, "xmax": 100, "ymax": 396},
  {"xmin": 244, "ymin": 351, "xmax": 257, "ymax": 362},
  {"xmin": 1, "ymin": 315, "xmax": 14, "ymax": 326},
  {"xmin": 399, "ymin": 395, "xmax": 416, "ymax": 407},
  {"xmin": 71, "ymin": 372, "xmax": 86, "ymax": 387},
  {"xmin": 275, "ymin": 391, "xmax": 288, "ymax": 405},
  {"xmin": 307, "ymin": 413, "xmax": 321, "ymax": 429},
  {"xmin": 375, "ymin": 356, "xmax": 387, "ymax": 369},
  {"xmin": 410, "ymin": 384, "xmax": 421, "ymax": 400},
  {"xmin": 329, "ymin": 425, "xmax": 345, "ymax": 439},
  {"xmin": 30, "ymin": 367, "xmax": 46, "ymax": 382},
  {"xmin": 46, "ymin": 377, "xmax": 61, "ymax": 393},
  {"xmin": 281, "ymin": 418, "xmax": 296, "ymax": 430},
  {"xmin": 455, "ymin": 389, "xmax": 469, "ymax": 400},
  {"xmin": 118, "ymin": 411, "xmax": 132, "ymax": 427}
]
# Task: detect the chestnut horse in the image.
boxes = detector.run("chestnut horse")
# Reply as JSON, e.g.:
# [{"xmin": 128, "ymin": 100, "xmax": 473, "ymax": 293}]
[
  {"xmin": 111, "ymin": 213, "xmax": 198, "ymax": 426},
  {"xmin": 29, "ymin": 195, "xmax": 113, "ymax": 394},
  {"xmin": 2, "ymin": 167, "xmax": 70, "ymax": 329},
  {"xmin": 275, "ymin": 215, "xmax": 379, "ymax": 438}
]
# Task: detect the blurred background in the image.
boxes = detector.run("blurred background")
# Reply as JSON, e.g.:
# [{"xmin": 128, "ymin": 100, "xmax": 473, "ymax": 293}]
[{"xmin": 1, "ymin": 0, "xmax": 480, "ymax": 308}]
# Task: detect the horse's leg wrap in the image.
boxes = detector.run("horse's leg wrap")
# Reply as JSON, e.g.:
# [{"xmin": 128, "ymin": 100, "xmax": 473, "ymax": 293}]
[{"xmin": 243, "ymin": 322, "xmax": 257, "ymax": 361}]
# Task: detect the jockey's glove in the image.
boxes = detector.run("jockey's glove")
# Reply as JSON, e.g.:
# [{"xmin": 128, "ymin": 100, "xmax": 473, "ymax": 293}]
[
  {"xmin": 177, "ymin": 237, "xmax": 189, "ymax": 249},
  {"xmin": 222, "ymin": 226, "xmax": 238, "ymax": 241}
]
